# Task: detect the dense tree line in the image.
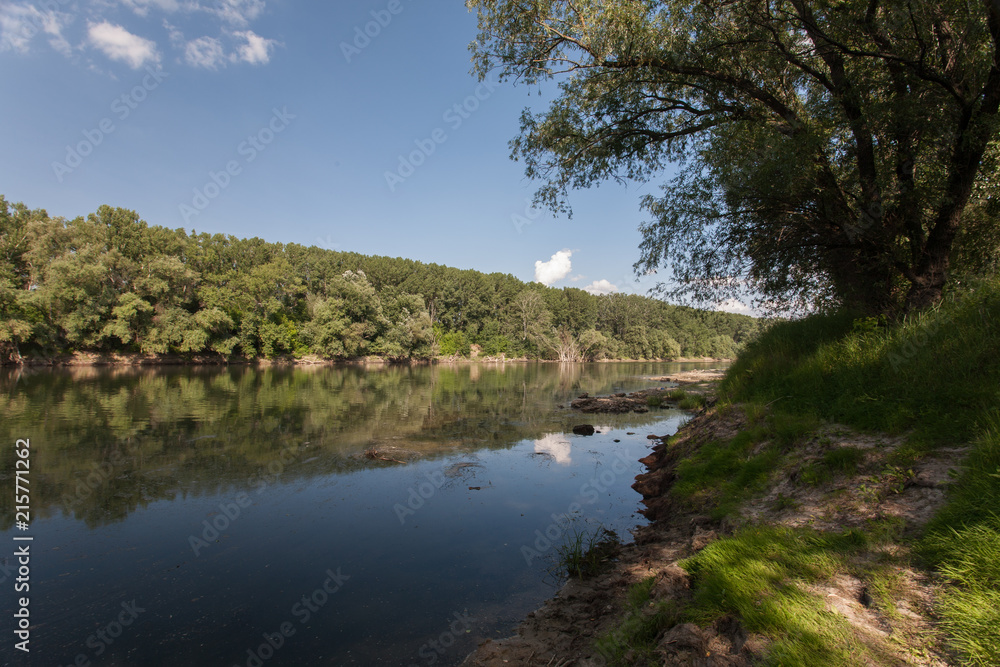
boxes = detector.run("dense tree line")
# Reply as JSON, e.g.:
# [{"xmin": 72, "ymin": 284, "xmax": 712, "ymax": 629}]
[{"xmin": 0, "ymin": 197, "xmax": 759, "ymax": 363}]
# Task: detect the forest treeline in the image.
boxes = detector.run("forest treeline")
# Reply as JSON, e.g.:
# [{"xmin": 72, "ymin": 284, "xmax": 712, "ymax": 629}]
[{"xmin": 0, "ymin": 197, "xmax": 760, "ymax": 363}]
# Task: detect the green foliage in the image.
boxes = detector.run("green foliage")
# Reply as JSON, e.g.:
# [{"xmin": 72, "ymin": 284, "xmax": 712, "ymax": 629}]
[
  {"xmin": 437, "ymin": 330, "xmax": 471, "ymax": 357},
  {"xmin": 471, "ymin": 0, "xmax": 1000, "ymax": 314},
  {"xmin": 1, "ymin": 196, "xmax": 760, "ymax": 362}
]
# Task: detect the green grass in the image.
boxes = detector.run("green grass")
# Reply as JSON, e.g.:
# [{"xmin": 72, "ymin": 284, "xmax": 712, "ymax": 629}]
[
  {"xmin": 678, "ymin": 526, "xmax": 881, "ymax": 666},
  {"xmin": 709, "ymin": 276, "xmax": 1000, "ymax": 665},
  {"xmin": 678, "ymin": 394, "xmax": 706, "ymax": 410},
  {"xmin": 802, "ymin": 446, "xmax": 868, "ymax": 486},
  {"xmin": 917, "ymin": 412, "xmax": 1000, "ymax": 665},
  {"xmin": 720, "ymin": 278, "xmax": 1000, "ymax": 446},
  {"xmin": 670, "ymin": 412, "xmax": 818, "ymax": 520},
  {"xmin": 555, "ymin": 526, "xmax": 621, "ymax": 580}
]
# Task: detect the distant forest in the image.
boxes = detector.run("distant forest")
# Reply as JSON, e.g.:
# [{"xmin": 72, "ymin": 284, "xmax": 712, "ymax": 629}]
[{"xmin": 0, "ymin": 197, "xmax": 760, "ymax": 364}]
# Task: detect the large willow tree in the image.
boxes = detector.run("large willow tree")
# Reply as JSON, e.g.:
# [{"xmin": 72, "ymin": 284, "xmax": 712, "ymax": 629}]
[{"xmin": 470, "ymin": 0, "xmax": 1000, "ymax": 314}]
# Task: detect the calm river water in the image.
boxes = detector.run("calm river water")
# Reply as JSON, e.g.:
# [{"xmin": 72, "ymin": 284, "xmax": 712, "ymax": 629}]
[{"xmin": 0, "ymin": 361, "xmax": 714, "ymax": 666}]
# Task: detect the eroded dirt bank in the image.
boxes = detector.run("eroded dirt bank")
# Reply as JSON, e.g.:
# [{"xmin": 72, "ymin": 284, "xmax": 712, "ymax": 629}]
[{"xmin": 463, "ymin": 377, "xmax": 962, "ymax": 666}]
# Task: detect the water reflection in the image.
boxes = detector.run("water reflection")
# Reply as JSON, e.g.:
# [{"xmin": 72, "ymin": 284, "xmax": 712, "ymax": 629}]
[
  {"xmin": 0, "ymin": 361, "xmax": 716, "ymax": 666},
  {"xmin": 0, "ymin": 361, "xmax": 705, "ymax": 530},
  {"xmin": 533, "ymin": 433, "xmax": 573, "ymax": 465}
]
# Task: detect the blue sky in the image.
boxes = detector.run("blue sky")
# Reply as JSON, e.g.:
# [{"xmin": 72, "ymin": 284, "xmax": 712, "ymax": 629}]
[{"xmin": 0, "ymin": 0, "xmax": 748, "ymax": 311}]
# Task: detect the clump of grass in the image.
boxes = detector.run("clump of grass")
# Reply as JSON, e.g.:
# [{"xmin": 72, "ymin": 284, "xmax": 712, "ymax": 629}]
[
  {"xmin": 595, "ymin": 577, "xmax": 679, "ymax": 666},
  {"xmin": 802, "ymin": 446, "xmax": 868, "ymax": 486},
  {"xmin": 862, "ymin": 563, "xmax": 906, "ymax": 620},
  {"xmin": 556, "ymin": 526, "xmax": 621, "ymax": 579},
  {"xmin": 646, "ymin": 393, "xmax": 663, "ymax": 407},
  {"xmin": 678, "ymin": 393, "xmax": 706, "ymax": 410},
  {"xmin": 823, "ymin": 446, "xmax": 867, "ymax": 474},
  {"xmin": 772, "ymin": 492, "xmax": 799, "ymax": 511},
  {"xmin": 679, "ymin": 526, "xmax": 875, "ymax": 665}
]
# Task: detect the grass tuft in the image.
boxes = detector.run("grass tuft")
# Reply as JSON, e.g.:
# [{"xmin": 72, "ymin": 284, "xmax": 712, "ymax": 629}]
[{"xmin": 556, "ymin": 526, "xmax": 621, "ymax": 580}]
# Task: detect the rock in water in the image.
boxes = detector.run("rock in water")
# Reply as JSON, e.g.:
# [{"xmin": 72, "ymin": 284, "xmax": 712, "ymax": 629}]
[{"xmin": 572, "ymin": 425, "xmax": 596, "ymax": 436}]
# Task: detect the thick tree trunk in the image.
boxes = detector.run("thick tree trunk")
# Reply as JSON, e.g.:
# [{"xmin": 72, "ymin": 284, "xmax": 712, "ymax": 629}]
[{"xmin": 904, "ymin": 244, "xmax": 951, "ymax": 313}]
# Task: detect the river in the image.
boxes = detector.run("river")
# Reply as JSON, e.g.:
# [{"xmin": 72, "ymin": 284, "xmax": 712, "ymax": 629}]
[{"xmin": 0, "ymin": 361, "xmax": 714, "ymax": 666}]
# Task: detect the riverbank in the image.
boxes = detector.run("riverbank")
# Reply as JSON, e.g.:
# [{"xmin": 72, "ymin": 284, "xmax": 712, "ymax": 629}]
[
  {"xmin": 463, "ymin": 381, "xmax": 955, "ymax": 666},
  {"xmin": 463, "ymin": 279, "xmax": 1000, "ymax": 666},
  {"xmin": 5, "ymin": 351, "xmax": 731, "ymax": 367}
]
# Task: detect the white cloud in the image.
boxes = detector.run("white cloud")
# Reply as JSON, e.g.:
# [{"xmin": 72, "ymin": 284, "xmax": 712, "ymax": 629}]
[
  {"xmin": 534, "ymin": 433, "xmax": 572, "ymax": 465},
  {"xmin": 184, "ymin": 35, "xmax": 225, "ymax": 69},
  {"xmin": 118, "ymin": 0, "xmax": 187, "ymax": 17},
  {"xmin": 163, "ymin": 19, "xmax": 184, "ymax": 46},
  {"xmin": 714, "ymin": 298, "xmax": 752, "ymax": 314},
  {"xmin": 534, "ymin": 249, "xmax": 573, "ymax": 285},
  {"xmin": 2, "ymin": 2, "xmax": 276, "ymax": 71},
  {"xmin": 230, "ymin": 29, "xmax": 274, "ymax": 65},
  {"xmin": 182, "ymin": 29, "xmax": 277, "ymax": 69},
  {"xmin": 88, "ymin": 21, "xmax": 159, "ymax": 68},
  {"xmin": 212, "ymin": 0, "xmax": 265, "ymax": 27},
  {"xmin": 583, "ymin": 279, "xmax": 619, "ymax": 295},
  {"xmin": 0, "ymin": 3, "xmax": 72, "ymax": 55}
]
